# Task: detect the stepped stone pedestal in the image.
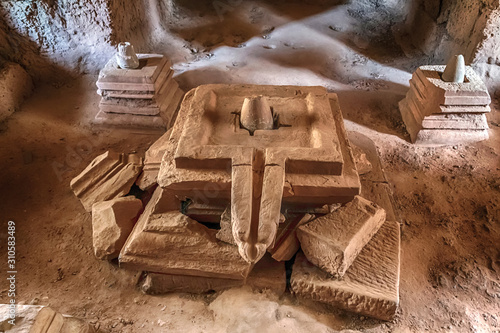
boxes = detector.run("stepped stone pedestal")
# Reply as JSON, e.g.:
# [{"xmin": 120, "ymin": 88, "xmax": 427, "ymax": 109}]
[
  {"xmin": 399, "ymin": 65, "xmax": 491, "ymax": 146},
  {"xmin": 93, "ymin": 54, "xmax": 184, "ymax": 131}
]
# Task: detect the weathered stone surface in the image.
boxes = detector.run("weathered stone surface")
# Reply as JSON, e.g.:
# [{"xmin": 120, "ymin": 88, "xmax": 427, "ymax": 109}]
[
  {"xmin": 297, "ymin": 196, "xmax": 386, "ymax": 278},
  {"xmin": 141, "ymin": 272, "xmax": 243, "ymax": 294},
  {"xmin": 70, "ymin": 151, "xmax": 143, "ymax": 212},
  {"xmin": 119, "ymin": 187, "xmax": 252, "ymax": 279},
  {"xmin": 268, "ymin": 213, "xmax": 315, "ymax": 261},
  {"xmin": 141, "ymin": 253, "xmax": 286, "ymax": 295},
  {"xmin": 91, "ymin": 196, "xmax": 143, "ymax": 260},
  {"xmin": 136, "ymin": 128, "xmax": 173, "ymax": 190},
  {"xmin": 291, "ymin": 220, "xmax": 401, "ymax": 321}
]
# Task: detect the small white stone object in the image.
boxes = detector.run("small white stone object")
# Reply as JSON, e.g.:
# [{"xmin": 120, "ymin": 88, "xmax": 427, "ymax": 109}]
[
  {"xmin": 442, "ymin": 54, "xmax": 465, "ymax": 83},
  {"xmin": 240, "ymin": 95, "xmax": 274, "ymax": 133},
  {"xmin": 116, "ymin": 42, "xmax": 140, "ymax": 69}
]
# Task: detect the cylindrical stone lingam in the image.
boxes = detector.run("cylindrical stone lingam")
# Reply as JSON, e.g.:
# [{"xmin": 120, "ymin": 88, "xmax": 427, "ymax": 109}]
[
  {"xmin": 116, "ymin": 42, "xmax": 140, "ymax": 69},
  {"xmin": 442, "ymin": 54, "xmax": 465, "ymax": 83},
  {"xmin": 240, "ymin": 96, "xmax": 274, "ymax": 133}
]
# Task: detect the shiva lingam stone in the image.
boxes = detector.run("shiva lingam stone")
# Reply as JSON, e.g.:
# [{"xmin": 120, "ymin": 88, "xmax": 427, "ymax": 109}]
[
  {"xmin": 116, "ymin": 42, "xmax": 139, "ymax": 69},
  {"xmin": 399, "ymin": 55, "xmax": 491, "ymax": 146}
]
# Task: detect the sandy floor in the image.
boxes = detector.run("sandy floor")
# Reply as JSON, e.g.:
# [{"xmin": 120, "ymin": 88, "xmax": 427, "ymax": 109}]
[{"xmin": 1, "ymin": 2, "xmax": 500, "ymax": 332}]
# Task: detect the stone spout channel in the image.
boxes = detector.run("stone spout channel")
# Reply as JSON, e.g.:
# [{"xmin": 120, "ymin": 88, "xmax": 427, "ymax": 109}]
[{"xmin": 231, "ymin": 148, "xmax": 285, "ymax": 264}]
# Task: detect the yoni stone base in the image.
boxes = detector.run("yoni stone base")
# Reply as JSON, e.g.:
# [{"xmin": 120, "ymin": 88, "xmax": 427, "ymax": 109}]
[{"xmin": 291, "ymin": 220, "xmax": 400, "ymax": 321}]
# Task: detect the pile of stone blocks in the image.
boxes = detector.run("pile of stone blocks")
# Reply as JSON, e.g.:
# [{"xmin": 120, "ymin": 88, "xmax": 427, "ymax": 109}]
[
  {"xmin": 71, "ymin": 84, "xmax": 401, "ymax": 322},
  {"xmin": 291, "ymin": 196, "xmax": 400, "ymax": 321},
  {"xmin": 399, "ymin": 65, "xmax": 491, "ymax": 145},
  {"xmin": 94, "ymin": 54, "xmax": 184, "ymax": 130}
]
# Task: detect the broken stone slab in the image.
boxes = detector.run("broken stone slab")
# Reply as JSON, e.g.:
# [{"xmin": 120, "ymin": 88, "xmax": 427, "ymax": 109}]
[
  {"xmin": 0, "ymin": 305, "xmax": 96, "ymax": 333},
  {"xmin": 142, "ymin": 253, "xmax": 286, "ymax": 295},
  {"xmin": 268, "ymin": 213, "xmax": 315, "ymax": 261},
  {"xmin": 91, "ymin": 196, "xmax": 143, "ymax": 260},
  {"xmin": 119, "ymin": 187, "xmax": 252, "ymax": 279},
  {"xmin": 297, "ymin": 196, "xmax": 386, "ymax": 278},
  {"xmin": 291, "ymin": 220, "xmax": 401, "ymax": 321},
  {"xmin": 70, "ymin": 151, "xmax": 143, "ymax": 212}
]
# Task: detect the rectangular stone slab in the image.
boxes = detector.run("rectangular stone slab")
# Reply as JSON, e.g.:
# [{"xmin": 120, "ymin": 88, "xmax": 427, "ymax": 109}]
[
  {"xmin": 141, "ymin": 253, "xmax": 286, "ymax": 295},
  {"xmin": 291, "ymin": 220, "xmax": 400, "ymax": 321},
  {"xmin": 97, "ymin": 54, "xmax": 170, "ymax": 84},
  {"xmin": 297, "ymin": 196, "xmax": 386, "ymax": 277}
]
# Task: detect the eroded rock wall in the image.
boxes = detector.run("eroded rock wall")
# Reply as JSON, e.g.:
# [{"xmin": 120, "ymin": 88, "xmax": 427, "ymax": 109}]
[
  {"xmin": 403, "ymin": 0, "xmax": 500, "ymax": 92},
  {"xmin": 0, "ymin": 0, "xmax": 149, "ymax": 80}
]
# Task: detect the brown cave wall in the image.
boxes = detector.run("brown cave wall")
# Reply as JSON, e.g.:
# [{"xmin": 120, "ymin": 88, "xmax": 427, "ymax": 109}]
[
  {"xmin": 0, "ymin": 0, "xmax": 498, "ymax": 91},
  {"xmin": 404, "ymin": 0, "xmax": 500, "ymax": 92},
  {"xmin": 0, "ymin": 0, "xmax": 146, "ymax": 81}
]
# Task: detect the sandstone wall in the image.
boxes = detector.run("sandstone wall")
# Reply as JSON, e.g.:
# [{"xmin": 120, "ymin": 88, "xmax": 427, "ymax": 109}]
[{"xmin": 404, "ymin": 0, "xmax": 500, "ymax": 92}]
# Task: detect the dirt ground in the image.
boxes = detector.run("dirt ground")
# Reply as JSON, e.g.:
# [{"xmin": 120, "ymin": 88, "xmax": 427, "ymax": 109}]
[{"xmin": 1, "ymin": 2, "xmax": 500, "ymax": 332}]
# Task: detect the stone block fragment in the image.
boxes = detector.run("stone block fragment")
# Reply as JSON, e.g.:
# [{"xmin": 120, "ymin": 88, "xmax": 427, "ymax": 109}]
[
  {"xmin": 70, "ymin": 151, "xmax": 143, "ymax": 212},
  {"xmin": 297, "ymin": 196, "xmax": 386, "ymax": 278},
  {"xmin": 268, "ymin": 213, "xmax": 315, "ymax": 261},
  {"xmin": 119, "ymin": 187, "xmax": 252, "ymax": 279},
  {"xmin": 291, "ymin": 220, "xmax": 401, "ymax": 321},
  {"xmin": 91, "ymin": 196, "xmax": 143, "ymax": 260}
]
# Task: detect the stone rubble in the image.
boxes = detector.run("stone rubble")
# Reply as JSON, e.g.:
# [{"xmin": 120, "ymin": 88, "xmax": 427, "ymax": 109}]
[
  {"xmin": 297, "ymin": 196, "xmax": 386, "ymax": 278},
  {"xmin": 399, "ymin": 64, "xmax": 491, "ymax": 145},
  {"xmin": 70, "ymin": 85, "xmax": 401, "ymax": 321},
  {"xmin": 94, "ymin": 54, "xmax": 184, "ymax": 130}
]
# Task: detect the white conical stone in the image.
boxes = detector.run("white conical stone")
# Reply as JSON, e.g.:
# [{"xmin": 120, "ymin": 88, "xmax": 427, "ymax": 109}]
[
  {"xmin": 442, "ymin": 54, "xmax": 465, "ymax": 83},
  {"xmin": 240, "ymin": 95, "xmax": 274, "ymax": 133}
]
